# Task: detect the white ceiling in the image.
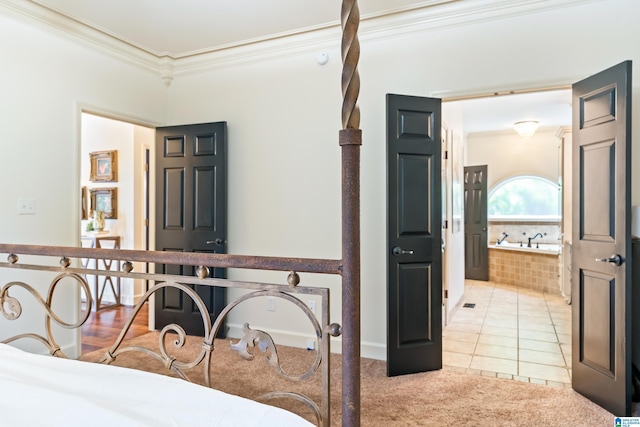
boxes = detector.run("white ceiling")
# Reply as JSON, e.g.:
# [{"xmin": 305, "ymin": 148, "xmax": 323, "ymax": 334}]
[
  {"xmin": 30, "ymin": 0, "xmax": 449, "ymax": 57},
  {"xmin": 26, "ymin": 0, "xmax": 573, "ymax": 134},
  {"xmin": 450, "ymin": 89, "xmax": 572, "ymax": 135}
]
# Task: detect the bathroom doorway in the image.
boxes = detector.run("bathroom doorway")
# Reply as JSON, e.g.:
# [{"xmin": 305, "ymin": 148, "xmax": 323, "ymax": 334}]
[{"xmin": 442, "ymin": 89, "xmax": 572, "ymax": 382}]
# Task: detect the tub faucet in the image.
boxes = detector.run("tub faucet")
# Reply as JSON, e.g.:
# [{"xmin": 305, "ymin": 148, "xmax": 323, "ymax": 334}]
[
  {"xmin": 496, "ymin": 232, "xmax": 509, "ymax": 245},
  {"xmin": 527, "ymin": 232, "xmax": 545, "ymax": 248}
]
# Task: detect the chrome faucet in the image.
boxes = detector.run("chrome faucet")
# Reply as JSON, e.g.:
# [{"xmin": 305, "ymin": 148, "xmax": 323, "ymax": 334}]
[
  {"xmin": 527, "ymin": 232, "xmax": 545, "ymax": 248},
  {"xmin": 496, "ymin": 232, "xmax": 509, "ymax": 245}
]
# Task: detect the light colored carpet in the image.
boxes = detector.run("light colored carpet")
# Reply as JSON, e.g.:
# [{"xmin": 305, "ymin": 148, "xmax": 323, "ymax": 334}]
[{"xmin": 82, "ymin": 332, "xmax": 614, "ymax": 426}]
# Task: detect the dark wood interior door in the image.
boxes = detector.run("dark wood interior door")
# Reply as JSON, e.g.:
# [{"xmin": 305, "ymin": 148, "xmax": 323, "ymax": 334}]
[
  {"xmin": 571, "ymin": 61, "xmax": 632, "ymax": 416},
  {"xmin": 387, "ymin": 94, "xmax": 442, "ymax": 376},
  {"xmin": 464, "ymin": 164, "xmax": 488, "ymax": 281},
  {"xmin": 155, "ymin": 122, "xmax": 227, "ymax": 337}
]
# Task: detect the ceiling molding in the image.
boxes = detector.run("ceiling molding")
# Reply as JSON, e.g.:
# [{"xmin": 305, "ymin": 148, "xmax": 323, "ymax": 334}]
[
  {"xmin": 0, "ymin": 0, "xmax": 601, "ymax": 84},
  {"xmin": 0, "ymin": 0, "xmax": 161, "ymax": 73},
  {"xmin": 174, "ymin": 0, "xmax": 600, "ymax": 76}
]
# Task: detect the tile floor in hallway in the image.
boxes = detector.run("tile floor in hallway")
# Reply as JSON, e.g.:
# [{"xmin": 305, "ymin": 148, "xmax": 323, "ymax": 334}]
[{"xmin": 443, "ymin": 279, "xmax": 572, "ymax": 387}]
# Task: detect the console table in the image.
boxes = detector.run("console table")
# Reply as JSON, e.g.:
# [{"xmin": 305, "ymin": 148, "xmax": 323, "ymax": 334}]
[{"xmin": 80, "ymin": 234, "xmax": 121, "ymax": 311}]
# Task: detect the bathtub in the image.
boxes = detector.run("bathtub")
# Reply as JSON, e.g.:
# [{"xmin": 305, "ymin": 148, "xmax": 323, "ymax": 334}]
[
  {"xmin": 488, "ymin": 242, "xmax": 562, "ymax": 294},
  {"xmin": 489, "ymin": 241, "xmax": 561, "ymax": 255}
]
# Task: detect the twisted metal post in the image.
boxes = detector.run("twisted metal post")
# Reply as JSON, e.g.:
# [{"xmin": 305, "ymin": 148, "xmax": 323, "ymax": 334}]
[
  {"xmin": 340, "ymin": 1, "xmax": 362, "ymax": 425},
  {"xmin": 341, "ymin": 0, "xmax": 360, "ymax": 130}
]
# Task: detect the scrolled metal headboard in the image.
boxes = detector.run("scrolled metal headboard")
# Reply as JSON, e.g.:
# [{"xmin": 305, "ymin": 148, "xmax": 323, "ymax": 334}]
[{"xmin": 0, "ymin": 248, "xmax": 340, "ymax": 426}]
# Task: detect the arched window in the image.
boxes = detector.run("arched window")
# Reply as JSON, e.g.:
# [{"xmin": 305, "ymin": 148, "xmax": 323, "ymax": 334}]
[{"xmin": 488, "ymin": 176, "xmax": 559, "ymax": 220}]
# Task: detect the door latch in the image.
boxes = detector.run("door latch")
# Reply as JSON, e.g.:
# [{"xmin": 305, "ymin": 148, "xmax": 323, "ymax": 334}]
[
  {"xmin": 595, "ymin": 254, "xmax": 624, "ymax": 266},
  {"xmin": 392, "ymin": 246, "xmax": 414, "ymax": 256}
]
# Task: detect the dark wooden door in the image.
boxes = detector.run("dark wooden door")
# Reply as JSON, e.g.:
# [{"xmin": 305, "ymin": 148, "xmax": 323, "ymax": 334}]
[
  {"xmin": 386, "ymin": 94, "xmax": 442, "ymax": 376},
  {"xmin": 155, "ymin": 122, "xmax": 227, "ymax": 337},
  {"xmin": 571, "ymin": 61, "xmax": 632, "ymax": 416},
  {"xmin": 464, "ymin": 165, "xmax": 488, "ymax": 281}
]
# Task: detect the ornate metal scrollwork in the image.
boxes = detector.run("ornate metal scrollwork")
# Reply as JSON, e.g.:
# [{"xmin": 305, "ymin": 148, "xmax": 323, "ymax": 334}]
[
  {"xmin": 221, "ymin": 290, "xmax": 323, "ymax": 383},
  {"xmin": 0, "ymin": 292, "xmax": 21, "ymax": 320},
  {"xmin": 97, "ymin": 281, "xmax": 215, "ymax": 383},
  {"xmin": 230, "ymin": 323, "xmax": 280, "ymax": 367},
  {"xmin": 0, "ymin": 272, "xmax": 93, "ymax": 357}
]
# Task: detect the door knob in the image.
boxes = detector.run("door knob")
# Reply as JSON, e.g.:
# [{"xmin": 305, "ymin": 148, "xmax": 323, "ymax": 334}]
[
  {"xmin": 392, "ymin": 246, "xmax": 414, "ymax": 256},
  {"xmin": 595, "ymin": 254, "xmax": 624, "ymax": 266},
  {"xmin": 206, "ymin": 238, "xmax": 225, "ymax": 246}
]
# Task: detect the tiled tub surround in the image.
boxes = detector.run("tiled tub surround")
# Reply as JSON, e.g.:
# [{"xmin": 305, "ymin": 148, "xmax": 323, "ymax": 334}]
[
  {"xmin": 488, "ymin": 221, "xmax": 561, "ymax": 295},
  {"xmin": 489, "ymin": 248, "xmax": 560, "ymax": 294},
  {"xmin": 489, "ymin": 221, "xmax": 561, "ymax": 247}
]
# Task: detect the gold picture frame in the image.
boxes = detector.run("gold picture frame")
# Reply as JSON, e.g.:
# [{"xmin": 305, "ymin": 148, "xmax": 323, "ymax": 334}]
[
  {"xmin": 89, "ymin": 187, "xmax": 118, "ymax": 219},
  {"xmin": 90, "ymin": 150, "xmax": 118, "ymax": 182},
  {"xmin": 81, "ymin": 186, "xmax": 88, "ymax": 219}
]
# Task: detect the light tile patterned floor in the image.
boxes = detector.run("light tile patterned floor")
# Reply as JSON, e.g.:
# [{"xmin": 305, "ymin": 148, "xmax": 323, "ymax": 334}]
[{"xmin": 443, "ymin": 280, "xmax": 572, "ymax": 387}]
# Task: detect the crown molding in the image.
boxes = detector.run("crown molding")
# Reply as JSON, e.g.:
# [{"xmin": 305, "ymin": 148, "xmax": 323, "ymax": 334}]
[
  {"xmin": 173, "ymin": 0, "xmax": 600, "ymax": 76},
  {"xmin": 0, "ymin": 0, "xmax": 601, "ymax": 84},
  {"xmin": 0, "ymin": 0, "xmax": 162, "ymax": 74}
]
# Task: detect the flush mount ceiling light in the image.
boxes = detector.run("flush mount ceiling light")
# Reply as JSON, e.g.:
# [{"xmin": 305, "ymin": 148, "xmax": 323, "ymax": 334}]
[{"xmin": 514, "ymin": 121, "xmax": 539, "ymax": 138}]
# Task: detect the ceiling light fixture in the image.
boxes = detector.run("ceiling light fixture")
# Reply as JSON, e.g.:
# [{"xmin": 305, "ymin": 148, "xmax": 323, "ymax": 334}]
[{"xmin": 514, "ymin": 121, "xmax": 539, "ymax": 138}]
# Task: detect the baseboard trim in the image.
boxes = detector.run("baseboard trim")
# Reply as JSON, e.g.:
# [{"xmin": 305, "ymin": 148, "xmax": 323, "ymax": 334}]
[{"xmin": 226, "ymin": 322, "xmax": 386, "ymax": 361}]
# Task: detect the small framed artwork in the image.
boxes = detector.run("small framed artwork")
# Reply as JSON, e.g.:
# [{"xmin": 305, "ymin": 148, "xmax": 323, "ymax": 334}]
[
  {"xmin": 90, "ymin": 150, "xmax": 118, "ymax": 182},
  {"xmin": 89, "ymin": 187, "xmax": 118, "ymax": 219}
]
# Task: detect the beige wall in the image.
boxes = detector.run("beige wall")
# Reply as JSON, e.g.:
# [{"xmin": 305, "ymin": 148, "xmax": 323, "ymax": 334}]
[{"xmin": 465, "ymin": 128, "xmax": 561, "ymax": 191}]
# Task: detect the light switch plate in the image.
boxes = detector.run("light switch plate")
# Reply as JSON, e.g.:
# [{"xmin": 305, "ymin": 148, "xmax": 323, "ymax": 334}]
[{"xmin": 18, "ymin": 198, "xmax": 36, "ymax": 215}]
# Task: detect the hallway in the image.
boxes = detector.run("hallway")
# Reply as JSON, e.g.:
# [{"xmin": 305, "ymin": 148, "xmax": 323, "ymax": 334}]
[{"xmin": 443, "ymin": 280, "xmax": 571, "ymax": 387}]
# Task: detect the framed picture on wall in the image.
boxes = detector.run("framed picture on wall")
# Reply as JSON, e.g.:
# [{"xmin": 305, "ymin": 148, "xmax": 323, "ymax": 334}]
[
  {"xmin": 89, "ymin": 187, "xmax": 118, "ymax": 219},
  {"xmin": 81, "ymin": 186, "xmax": 88, "ymax": 220},
  {"xmin": 90, "ymin": 150, "xmax": 118, "ymax": 182}
]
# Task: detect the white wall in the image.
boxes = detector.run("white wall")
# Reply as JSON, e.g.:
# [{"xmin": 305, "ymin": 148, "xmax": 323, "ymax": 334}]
[
  {"xmin": 0, "ymin": 13, "xmax": 166, "ymax": 354},
  {"xmin": 167, "ymin": 53, "xmax": 347, "ymax": 352},
  {"xmin": 442, "ymin": 104, "xmax": 466, "ymax": 324},
  {"xmin": 2, "ymin": 0, "xmax": 640, "ymax": 361}
]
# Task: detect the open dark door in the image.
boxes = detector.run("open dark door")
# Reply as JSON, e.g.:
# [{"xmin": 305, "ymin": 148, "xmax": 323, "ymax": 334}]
[
  {"xmin": 155, "ymin": 122, "xmax": 227, "ymax": 337},
  {"xmin": 387, "ymin": 94, "xmax": 442, "ymax": 376},
  {"xmin": 571, "ymin": 61, "xmax": 632, "ymax": 416},
  {"xmin": 464, "ymin": 164, "xmax": 488, "ymax": 281}
]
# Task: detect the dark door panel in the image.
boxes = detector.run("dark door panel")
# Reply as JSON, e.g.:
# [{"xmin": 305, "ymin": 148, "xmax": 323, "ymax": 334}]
[
  {"xmin": 155, "ymin": 122, "xmax": 227, "ymax": 337},
  {"xmin": 571, "ymin": 61, "xmax": 632, "ymax": 416},
  {"xmin": 464, "ymin": 165, "xmax": 488, "ymax": 280},
  {"xmin": 387, "ymin": 94, "xmax": 442, "ymax": 376}
]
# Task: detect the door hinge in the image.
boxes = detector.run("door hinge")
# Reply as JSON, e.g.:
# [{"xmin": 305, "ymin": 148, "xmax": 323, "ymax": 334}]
[
  {"xmin": 443, "ymin": 220, "xmax": 448, "ymax": 229},
  {"xmin": 144, "ymin": 163, "xmax": 149, "ymax": 172},
  {"xmin": 443, "ymin": 150, "xmax": 448, "ymax": 160},
  {"xmin": 144, "ymin": 218, "xmax": 149, "ymax": 227},
  {"xmin": 444, "ymin": 290, "xmax": 449, "ymax": 299}
]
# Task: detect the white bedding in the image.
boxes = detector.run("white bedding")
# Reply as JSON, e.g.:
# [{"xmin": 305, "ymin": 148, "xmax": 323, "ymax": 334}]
[{"xmin": 0, "ymin": 343, "xmax": 314, "ymax": 426}]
